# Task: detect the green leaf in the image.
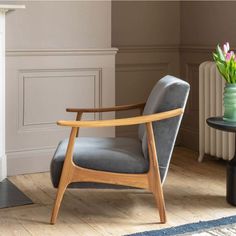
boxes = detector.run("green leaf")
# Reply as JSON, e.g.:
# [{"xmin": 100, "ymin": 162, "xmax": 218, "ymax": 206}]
[
  {"xmin": 216, "ymin": 44, "xmax": 225, "ymax": 61},
  {"xmin": 216, "ymin": 61, "xmax": 229, "ymax": 82},
  {"xmin": 213, "ymin": 53, "xmax": 219, "ymax": 62}
]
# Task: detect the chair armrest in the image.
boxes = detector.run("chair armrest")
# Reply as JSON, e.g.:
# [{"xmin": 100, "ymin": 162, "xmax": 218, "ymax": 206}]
[
  {"xmin": 66, "ymin": 102, "xmax": 146, "ymax": 113},
  {"xmin": 57, "ymin": 108, "xmax": 183, "ymax": 128}
]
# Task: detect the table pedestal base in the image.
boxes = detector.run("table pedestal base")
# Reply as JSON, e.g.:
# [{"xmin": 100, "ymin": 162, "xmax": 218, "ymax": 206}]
[
  {"xmin": 206, "ymin": 117, "xmax": 236, "ymax": 206},
  {"xmin": 227, "ymin": 162, "xmax": 236, "ymax": 205}
]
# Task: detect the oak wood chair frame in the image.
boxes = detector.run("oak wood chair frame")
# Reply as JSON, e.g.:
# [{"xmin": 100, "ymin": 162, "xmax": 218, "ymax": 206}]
[{"xmin": 50, "ymin": 103, "xmax": 184, "ymax": 225}]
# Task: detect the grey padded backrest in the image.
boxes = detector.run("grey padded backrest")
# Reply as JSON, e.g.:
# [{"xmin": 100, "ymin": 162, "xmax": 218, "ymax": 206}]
[{"xmin": 139, "ymin": 75, "xmax": 190, "ymax": 183}]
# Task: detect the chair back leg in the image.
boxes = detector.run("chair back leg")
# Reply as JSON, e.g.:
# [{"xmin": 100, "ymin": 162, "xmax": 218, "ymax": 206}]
[{"xmin": 146, "ymin": 122, "xmax": 166, "ymax": 223}]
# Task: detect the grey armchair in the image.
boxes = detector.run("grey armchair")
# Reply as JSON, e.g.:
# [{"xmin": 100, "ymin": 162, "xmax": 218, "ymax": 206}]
[{"xmin": 50, "ymin": 75, "xmax": 190, "ymax": 224}]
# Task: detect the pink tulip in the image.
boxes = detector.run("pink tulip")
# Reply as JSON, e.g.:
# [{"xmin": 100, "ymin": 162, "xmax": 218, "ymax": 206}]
[
  {"xmin": 226, "ymin": 51, "xmax": 234, "ymax": 61},
  {"xmin": 226, "ymin": 42, "xmax": 230, "ymax": 50},
  {"xmin": 226, "ymin": 53, "xmax": 231, "ymax": 61},
  {"xmin": 224, "ymin": 45, "xmax": 228, "ymax": 54},
  {"xmin": 223, "ymin": 42, "xmax": 230, "ymax": 54}
]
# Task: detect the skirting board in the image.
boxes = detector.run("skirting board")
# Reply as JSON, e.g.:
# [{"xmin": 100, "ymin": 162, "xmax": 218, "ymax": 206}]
[
  {"xmin": 7, "ymin": 132, "xmax": 116, "ymax": 176},
  {"xmin": 178, "ymin": 127, "xmax": 199, "ymax": 152},
  {"xmin": 7, "ymin": 149, "xmax": 54, "ymax": 176},
  {"xmin": 0, "ymin": 154, "xmax": 7, "ymax": 181}
]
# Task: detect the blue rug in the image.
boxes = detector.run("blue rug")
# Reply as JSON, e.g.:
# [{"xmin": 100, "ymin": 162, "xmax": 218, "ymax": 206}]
[{"xmin": 126, "ymin": 215, "xmax": 236, "ymax": 235}]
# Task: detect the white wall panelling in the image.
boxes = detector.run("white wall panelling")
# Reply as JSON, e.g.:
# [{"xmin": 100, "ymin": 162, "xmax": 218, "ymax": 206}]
[
  {"xmin": 6, "ymin": 49, "xmax": 117, "ymax": 175},
  {"xmin": 5, "ymin": 1, "xmax": 114, "ymax": 176},
  {"xmin": 18, "ymin": 69, "xmax": 102, "ymax": 129},
  {"xmin": 0, "ymin": 10, "xmax": 6, "ymax": 181},
  {"xmin": 0, "ymin": 5, "xmax": 25, "ymax": 181}
]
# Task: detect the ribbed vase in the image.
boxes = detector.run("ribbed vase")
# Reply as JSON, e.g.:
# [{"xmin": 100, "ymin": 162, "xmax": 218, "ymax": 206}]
[{"xmin": 223, "ymin": 83, "xmax": 236, "ymax": 122}]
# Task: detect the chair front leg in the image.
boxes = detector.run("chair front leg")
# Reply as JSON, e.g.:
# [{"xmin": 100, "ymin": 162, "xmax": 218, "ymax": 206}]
[
  {"xmin": 50, "ymin": 127, "xmax": 78, "ymax": 224},
  {"xmin": 50, "ymin": 179, "xmax": 68, "ymax": 225},
  {"xmin": 146, "ymin": 122, "xmax": 166, "ymax": 224}
]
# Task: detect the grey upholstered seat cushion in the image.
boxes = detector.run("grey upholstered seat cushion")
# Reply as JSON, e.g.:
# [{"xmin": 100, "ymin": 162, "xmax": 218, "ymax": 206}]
[{"xmin": 50, "ymin": 137, "xmax": 149, "ymax": 188}]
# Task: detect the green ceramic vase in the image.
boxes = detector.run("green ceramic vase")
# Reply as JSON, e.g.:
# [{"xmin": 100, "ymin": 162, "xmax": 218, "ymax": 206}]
[{"xmin": 223, "ymin": 83, "xmax": 236, "ymax": 122}]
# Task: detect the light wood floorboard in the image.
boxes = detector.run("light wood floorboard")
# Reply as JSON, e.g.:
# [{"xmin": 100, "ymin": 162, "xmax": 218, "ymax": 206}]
[{"xmin": 1, "ymin": 147, "xmax": 235, "ymax": 235}]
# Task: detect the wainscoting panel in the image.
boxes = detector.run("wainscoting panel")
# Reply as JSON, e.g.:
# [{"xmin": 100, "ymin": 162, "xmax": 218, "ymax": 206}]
[
  {"xmin": 117, "ymin": 63, "xmax": 169, "ymax": 104},
  {"xmin": 18, "ymin": 69, "xmax": 101, "ymax": 128},
  {"xmin": 179, "ymin": 46, "xmax": 212, "ymax": 151},
  {"xmin": 6, "ymin": 49, "xmax": 117, "ymax": 175}
]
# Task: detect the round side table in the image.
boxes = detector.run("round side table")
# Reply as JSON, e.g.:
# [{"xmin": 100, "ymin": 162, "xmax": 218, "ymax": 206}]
[{"xmin": 207, "ymin": 117, "xmax": 236, "ymax": 206}]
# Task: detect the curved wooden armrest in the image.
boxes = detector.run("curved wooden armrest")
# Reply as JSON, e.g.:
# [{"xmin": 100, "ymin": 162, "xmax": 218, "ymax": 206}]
[
  {"xmin": 66, "ymin": 102, "xmax": 145, "ymax": 113},
  {"xmin": 57, "ymin": 108, "xmax": 183, "ymax": 128}
]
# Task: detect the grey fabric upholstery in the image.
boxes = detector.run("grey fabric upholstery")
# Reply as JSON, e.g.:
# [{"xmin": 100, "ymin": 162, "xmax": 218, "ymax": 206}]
[
  {"xmin": 51, "ymin": 137, "xmax": 149, "ymax": 188},
  {"xmin": 50, "ymin": 75, "xmax": 189, "ymax": 188}
]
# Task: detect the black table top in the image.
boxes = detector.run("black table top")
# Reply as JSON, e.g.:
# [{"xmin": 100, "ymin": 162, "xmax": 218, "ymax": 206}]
[{"xmin": 207, "ymin": 117, "xmax": 236, "ymax": 133}]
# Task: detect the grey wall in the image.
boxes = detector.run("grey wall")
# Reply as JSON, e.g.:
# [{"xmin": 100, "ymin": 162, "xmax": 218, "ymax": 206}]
[
  {"xmin": 112, "ymin": 1, "xmax": 181, "ymax": 137},
  {"xmin": 180, "ymin": 1, "xmax": 236, "ymax": 151},
  {"xmin": 181, "ymin": 1, "xmax": 236, "ymax": 46},
  {"xmin": 112, "ymin": 1, "xmax": 236, "ymax": 151},
  {"xmin": 112, "ymin": 1, "xmax": 180, "ymax": 46}
]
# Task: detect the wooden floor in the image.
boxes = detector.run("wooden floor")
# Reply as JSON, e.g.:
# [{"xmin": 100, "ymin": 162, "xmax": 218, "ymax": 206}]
[{"xmin": 1, "ymin": 147, "xmax": 235, "ymax": 236}]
